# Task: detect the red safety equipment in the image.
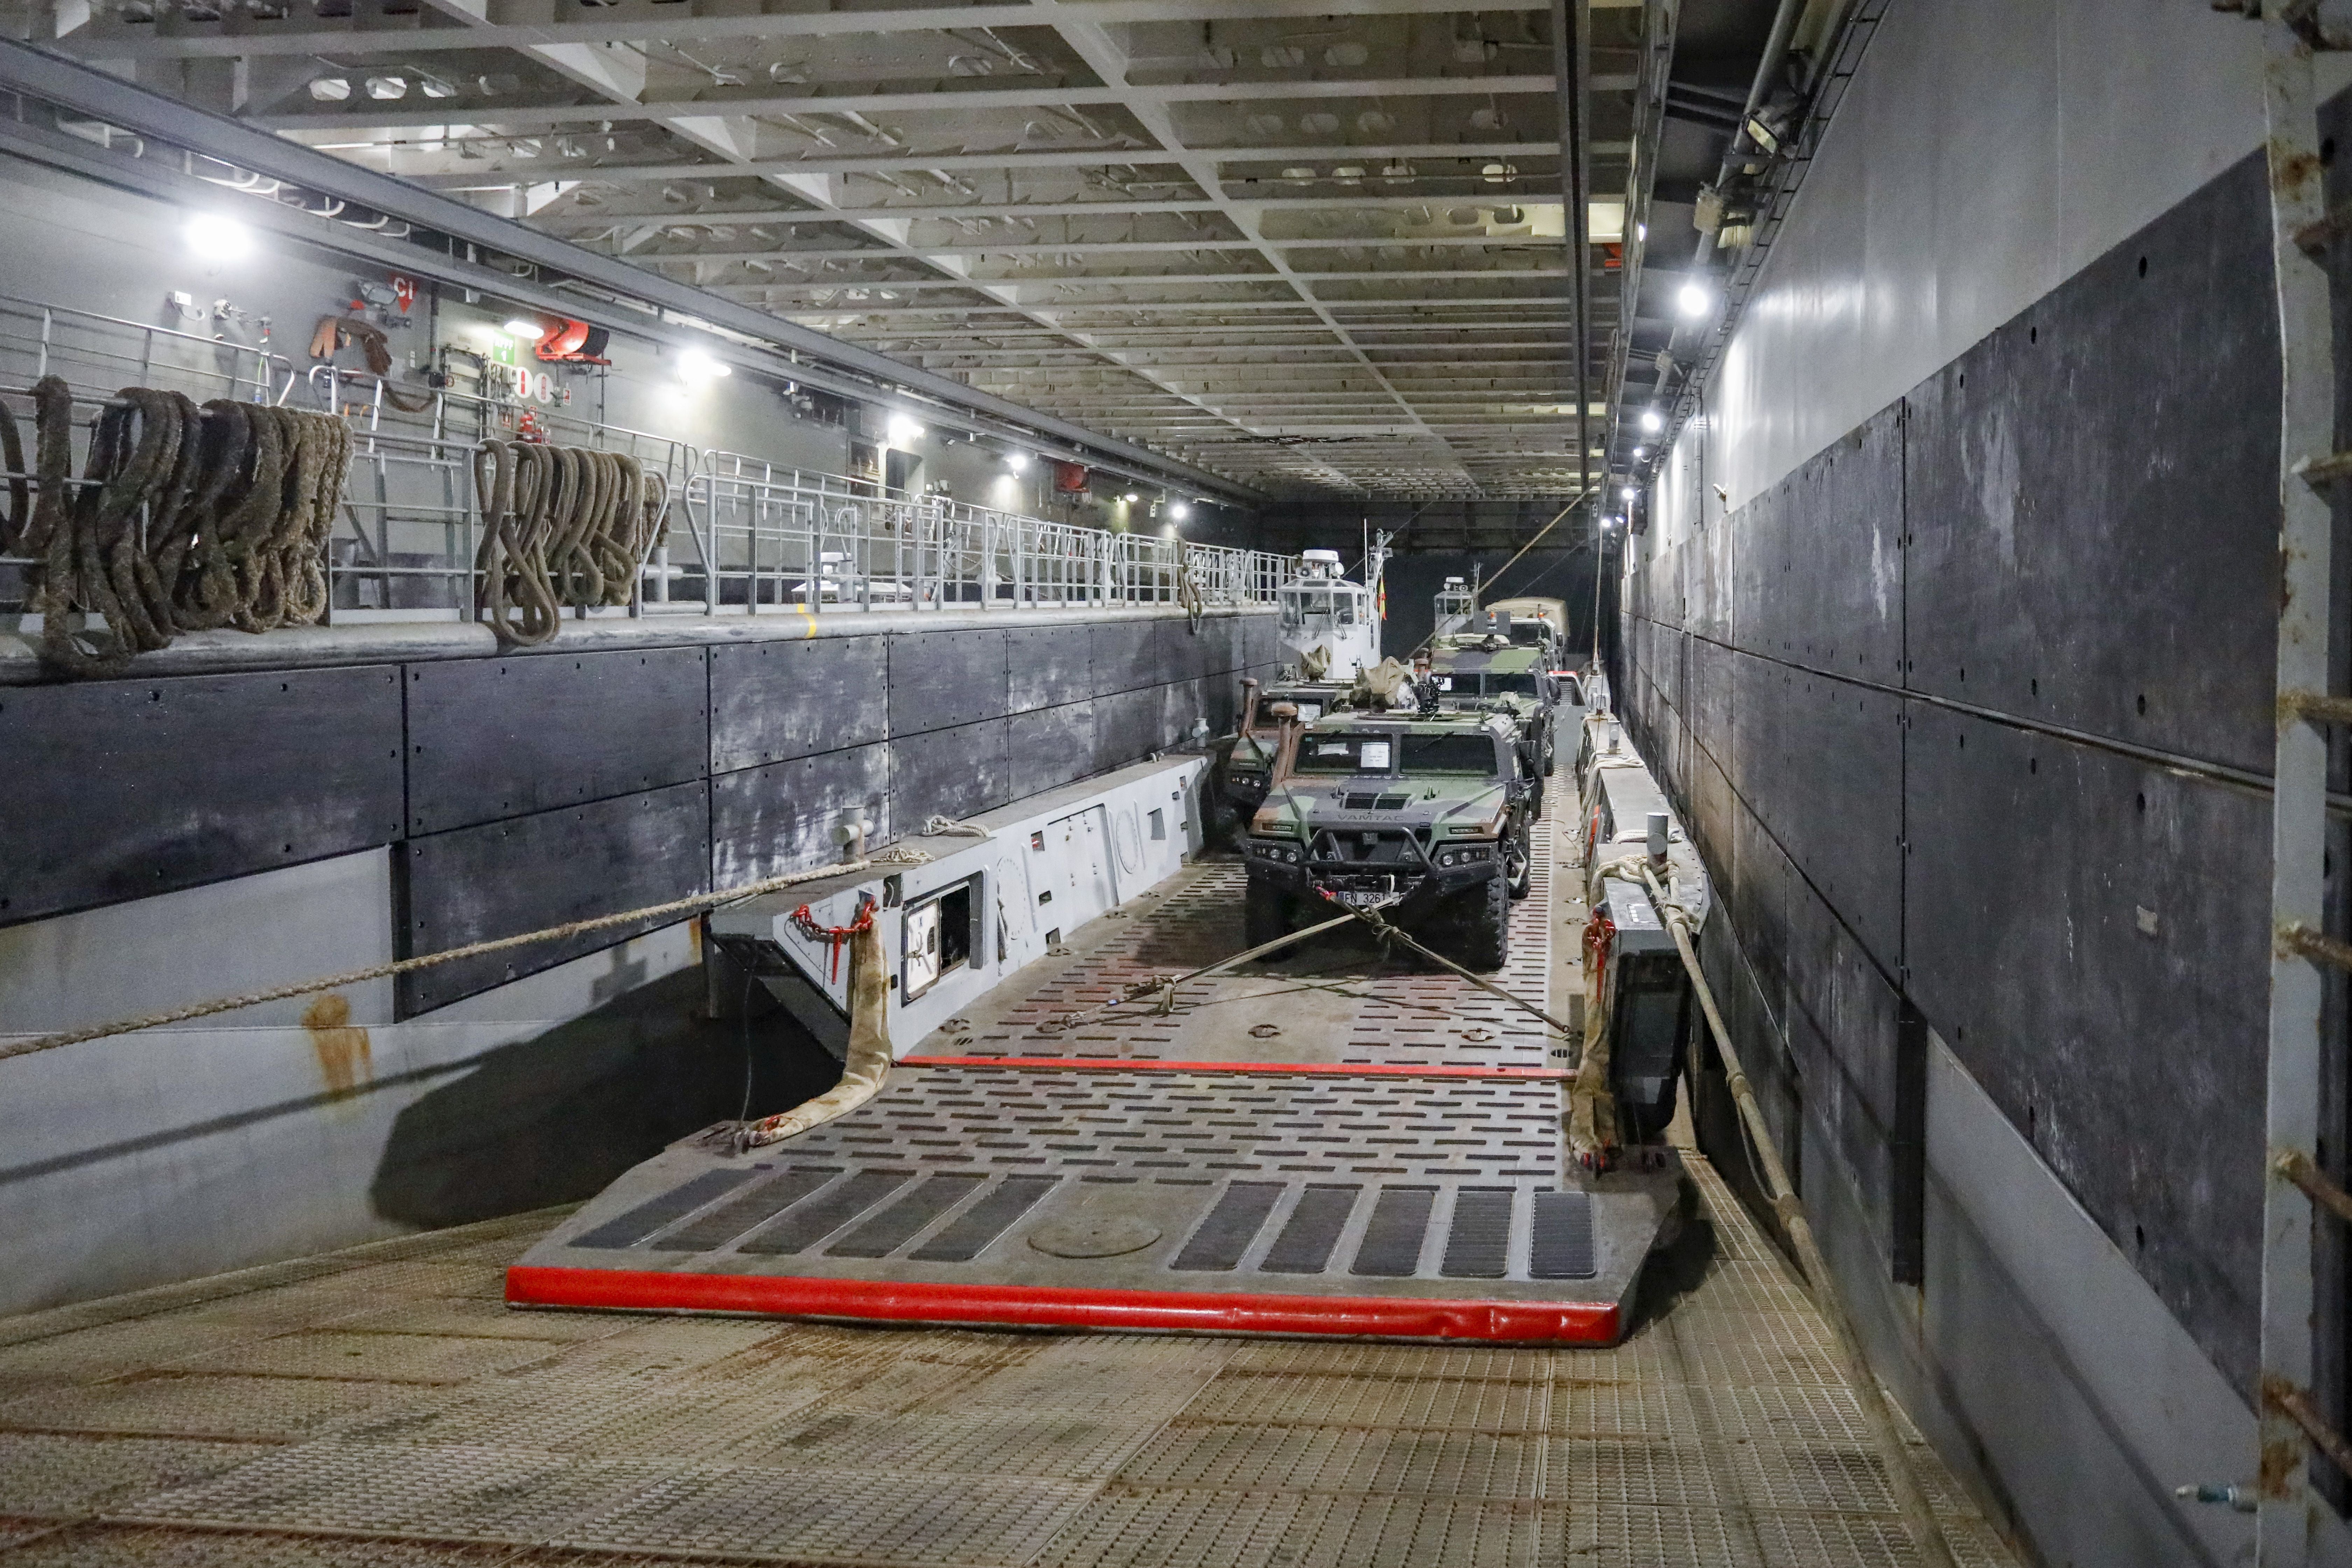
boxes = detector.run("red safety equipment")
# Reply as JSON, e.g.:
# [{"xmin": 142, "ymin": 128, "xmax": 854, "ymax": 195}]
[
  {"xmin": 790, "ymin": 897, "xmax": 876, "ymax": 983},
  {"xmin": 533, "ymin": 317, "xmax": 612, "ymax": 365}
]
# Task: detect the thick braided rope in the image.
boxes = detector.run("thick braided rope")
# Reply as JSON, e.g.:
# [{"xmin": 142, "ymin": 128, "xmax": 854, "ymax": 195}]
[
  {"xmin": 0, "ymin": 846, "xmax": 933, "ymax": 1065},
  {"xmin": 8, "ymin": 384, "xmax": 350, "ymax": 671}
]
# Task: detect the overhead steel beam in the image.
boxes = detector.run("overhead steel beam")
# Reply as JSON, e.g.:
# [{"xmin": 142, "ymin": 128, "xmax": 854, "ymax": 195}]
[
  {"xmin": 0, "ymin": 39, "xmax": 1261, "ymax": 503},
  {"xmin": 533, "ymin": 195, "xmax": 1594, "ymax": 230},
  {"xmin": 401, "ymin": 140, "xmax": 1587, "ymax": 184},
  {"xmin": 56, "ymin": 0, "xmax": 1559, "ymax": 59},
  {"xmin": 255, "ymin": 73, "xmax": 1580, "ymax": 133}
]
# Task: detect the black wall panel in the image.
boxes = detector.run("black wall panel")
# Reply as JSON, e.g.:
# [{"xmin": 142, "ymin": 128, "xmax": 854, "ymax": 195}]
[
  {"xmin": 710, "ymin": 741, "xmax": 891, "ymax": 887},
  {"xmin": 0, "ymin": 665, "xmax": 404, "ymax": 925},
  {"xmin": 1245, "ymin": 615, "xmax": 1279, "ymax": 669},
  {"xmin": 1687, "ymin": 743, "xmax": 1737, "ymax": 892},
  {"xmin": 1687, "ymin": 521, "xmax": 1732, "ymax": 644},
  {"xmin": 1772, "ymin": 404, "xmax": 1905, "ymax": 682},
  {"xmin": 1728, "ymin": 480, "xmax": 1785, "ymax": 659},
  {"xmin": 407, "ymin": 647, "xmax": 709, "ymax": 834},
  {"xmin": 396, "ymin": 780, "xmax": 710, "ymax": 1017},
  {"xmin": 1783, "ymin": 871, "xmax": 1904, "ymax": 1261},
  {"xmin": 1094, "ymin": 685, "xmax": 1161, "ymax": 770},
  {"xmin": 1688, "ymin": 635, "xmax": 1735, "ymax": 774},
  {"xmin": 1007, "ymin": 624, "xmax": 1092, "ymax": 715},
  {"xmin": 1774, "ymin": 672, "xmax": 1903, "ymax": 976},
  {"xmin": 1007, "ymin": 702, "xmax": 1093, "ymax": 800},
  {"xmin": 1904, "ymin": 151, "xmax": 2278, "ymax": 775},
  {"xmin": 893, "ymin": 716, "xmax": 1011, "ymax": 822},
  {"xmin": 1091, "ymin": 620, "xmax": 1156, "ymax": 694},
  {"xmin": 709, "ymin": 635, "xmax": 886, "ymax": 772},
  {"xmin": 1903, "ymin": 701, "xmax": 2268, "ymax": 1394},
  {"xmin": 887, "ymin": 629, "xmax": 1008, "ymax": 736},
  {"xmin": 1728, "ymin": 791, "xmax": 1792, "ymax": 1040}
]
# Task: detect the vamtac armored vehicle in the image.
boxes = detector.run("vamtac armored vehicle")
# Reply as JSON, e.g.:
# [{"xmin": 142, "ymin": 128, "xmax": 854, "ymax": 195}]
[
  {"xmin": 1218, "ymin": 674, "xmax": 1356, "ymax": 821},
  {"xmin": 1243, "ymin": 705, "xmax": 1538, "ymax": 970},
  {"xmin": 1426, "ymin": 635, "xmax": 1562, "ymax": 781}
]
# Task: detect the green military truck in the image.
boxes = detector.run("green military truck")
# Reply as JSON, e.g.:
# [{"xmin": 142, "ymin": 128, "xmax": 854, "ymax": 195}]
[
  {"xmin": 1426, "ymin": 636, "xmax": 1561, "ymax": 780},
  {"xmin": 1242, "ymin": 706, "xmax": 1539, "ymax": 970}
]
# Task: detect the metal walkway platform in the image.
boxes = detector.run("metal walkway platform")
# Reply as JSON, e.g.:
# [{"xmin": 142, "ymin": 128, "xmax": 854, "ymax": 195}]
[
  {"xmin": 0, "ymin": 1156, "xmax": 2019, "ymax": 1566},
  {"xmin": 508, "ymin": 810, "xmax": 1685, "ymax": 1343}
]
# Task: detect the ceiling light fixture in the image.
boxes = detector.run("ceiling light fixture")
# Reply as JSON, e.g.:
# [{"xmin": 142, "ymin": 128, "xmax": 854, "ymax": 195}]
[
  {"xmin": 1675, "ymin": 280, "xmax": 1711, "ymax": 318},
  {"xmin": 184, "ymin": 213, "xmax": 253, "ymax": 261},
  {"xmin": 1003, "ymin": 451, "xmax": 1030, "ymax": 471},
  {"xmin": 886, "ymin": 412, "xmax": 924, "ymax": 444},
  {"xmin": 502, "ymin": 316, "xmax": 546, "ymax": 340},
  {"xmin": 1639, "ymin": 408, "xmax": 1664, "ymax": 433},
  {"xmin": 677, "ymin": 349, "xmax": 731, "ymax": 380}
]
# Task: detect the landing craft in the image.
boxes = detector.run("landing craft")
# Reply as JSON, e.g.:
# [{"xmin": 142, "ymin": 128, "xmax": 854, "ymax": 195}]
[{"xmin": 1275, "ymin": 547, "xmax": 1382, "ymax": 680}]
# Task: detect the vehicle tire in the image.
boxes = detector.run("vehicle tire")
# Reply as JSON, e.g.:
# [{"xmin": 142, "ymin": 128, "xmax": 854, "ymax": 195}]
[
  {"xmin": 1244, "ymin": 880, "xmax": 1293, "ymax": 953},
  {"xmin": 1505, "ymin": 826, "xmax": 1533, "ymax": 901},
  {"xmin": 1457, "ymin": 875, "xmax": 1509, "ymax": 971}
]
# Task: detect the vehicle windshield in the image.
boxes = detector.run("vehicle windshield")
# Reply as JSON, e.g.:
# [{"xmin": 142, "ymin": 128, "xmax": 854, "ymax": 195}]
[
  {"xmin": 1399, "ymin": 734, "xmax": 1499, "ymax": 776},
  {"xmin": 1483, "ymin": 672, "xmax": 1540, "ymax": 697},
  {"xmin": 1279, "ymin": 589, "xmax": 1333, "ymax": 628},
  {"xmin": 1293, "ymin": 733, "xmax": 1395, "ymax": 774}
]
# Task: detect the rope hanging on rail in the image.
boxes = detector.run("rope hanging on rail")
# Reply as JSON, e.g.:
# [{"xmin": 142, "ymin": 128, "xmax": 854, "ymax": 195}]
[
  {"xmin": 0, "ymin": 376, "xmax": 351, "ymax": 676},
  {"xmin": 472, "ymin": 438, "xmax": 670, "ymax": 646}
]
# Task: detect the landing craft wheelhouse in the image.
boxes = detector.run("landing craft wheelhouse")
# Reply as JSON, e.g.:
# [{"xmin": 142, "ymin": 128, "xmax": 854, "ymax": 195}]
[{"xmin": 1276, "ymin": 547, "xmax": 1381, "ymax": 680}]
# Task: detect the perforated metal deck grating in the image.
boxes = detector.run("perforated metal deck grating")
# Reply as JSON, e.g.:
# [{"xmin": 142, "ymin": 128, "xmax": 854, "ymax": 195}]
[
  {"xmin": 0, "ymin": 1158, "xmax": 2020, "ymax": 1567},
  {"xmin": 505, "ymin": 799, "xmax": 1655, "ymax": 1339}
]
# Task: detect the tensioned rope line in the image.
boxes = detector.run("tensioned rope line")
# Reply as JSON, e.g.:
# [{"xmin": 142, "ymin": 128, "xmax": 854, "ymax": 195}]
[{"xmin": 0, "ymin": 847, "xmax": 930, "ymax": 1065}]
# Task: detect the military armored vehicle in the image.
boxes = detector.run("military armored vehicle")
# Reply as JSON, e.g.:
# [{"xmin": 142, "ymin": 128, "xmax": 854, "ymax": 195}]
[
  {"xmin": 1485, "ymin": 595, "xmax": 1570, "ymax": 665},
  {"xmin": 1243, "ymin": 705, "xmax": 1538, "ymax": 970},
  {"xmin": 1426, "ymin": 636, "xmax": 1561, "ymax": 780},
  {"xmin": 1219, "ymin": 676, "xmax": 1355, "ymax": 821}
]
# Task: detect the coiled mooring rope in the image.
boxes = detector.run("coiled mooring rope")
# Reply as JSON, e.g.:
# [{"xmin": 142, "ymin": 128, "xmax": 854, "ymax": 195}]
[
  {"xmin": 0, "ymin": 376, "xmax": 351, "ymax": 674},
  {"xmin": 472, "ymin": 439, "xmax": 670, "ymax": 646}
]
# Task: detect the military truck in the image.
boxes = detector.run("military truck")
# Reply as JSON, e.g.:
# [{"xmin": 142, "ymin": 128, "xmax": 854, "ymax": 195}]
[
  {"xmin": 1426, "ymin": 637, "xmax": 1561, "ymax": 780},
  {"xmin": 1484, "ymin": 595, "xmax": 1570, "ymax": 665},
  {"xmin": 1242, "ymin": 706, "xmax": 1538, "ymax": 970},
  {"xmin": 1219, "ymin": 676, "xmax": 1355, "ymax": 821}
]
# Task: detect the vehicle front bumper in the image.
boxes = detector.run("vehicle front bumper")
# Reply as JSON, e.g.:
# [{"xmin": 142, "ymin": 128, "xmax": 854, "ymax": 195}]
[{"xmin": 1244, "ymin": 839, "xmax": 1500, "ymax": 915}]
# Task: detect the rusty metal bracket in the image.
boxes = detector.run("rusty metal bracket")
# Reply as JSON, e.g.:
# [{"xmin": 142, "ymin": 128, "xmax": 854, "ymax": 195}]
[
  {"xmin": 2275, "ymin": 1148, "xmax": 2352, "ymax": 1227},
  {"xmin": 2278, "ymin": 920, "xmax": 2352, "ymax": 972},
  {"xmin": 2269, "ymin": 1378, "xmax": 2352, "ymax": 1482}
]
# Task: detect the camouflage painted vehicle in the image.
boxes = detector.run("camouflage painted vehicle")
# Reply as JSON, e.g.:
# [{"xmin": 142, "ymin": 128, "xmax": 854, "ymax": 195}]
[
  {"xmin": 1242, "ymin": 706, "xmax": 1538, "ymax": 971},
  {"xmin": 1426, "ymin": 637, "xmax": 1561, "ymax": 781},
  {"xmin": 1219, "ymin": 677, "xmax": 1355, "ymax": 821}
]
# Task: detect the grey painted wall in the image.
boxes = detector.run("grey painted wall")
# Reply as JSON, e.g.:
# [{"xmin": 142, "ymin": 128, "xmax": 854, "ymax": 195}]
[
  {"xmin": 1614, "ymin": 5, "xmax": 2352, "ymax": 1565},
  {"xmin": 0, "ymin": 604, "xmax": 1277, "ymax": 1315}
]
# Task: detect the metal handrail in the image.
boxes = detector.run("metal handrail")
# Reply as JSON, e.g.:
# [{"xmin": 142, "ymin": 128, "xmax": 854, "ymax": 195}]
[{"xmin": 0, "ymin": 291, "xmax": 1295, "ymax": 629}]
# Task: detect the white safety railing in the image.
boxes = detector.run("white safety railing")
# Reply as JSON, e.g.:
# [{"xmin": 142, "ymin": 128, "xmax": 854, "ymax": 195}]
[
  {"xmin": 668, "ymin": 448, "xmax": 1292, "ymax": 615},
  {"xmin": 0, "ymin": 291, "xmax": 1292, "ymax": 632}
]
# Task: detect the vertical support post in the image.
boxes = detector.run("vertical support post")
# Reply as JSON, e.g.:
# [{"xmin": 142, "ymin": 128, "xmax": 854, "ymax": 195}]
[{"xmin": 2260, "ymin": 15, "xmax": 2337, "ymax": 1565}]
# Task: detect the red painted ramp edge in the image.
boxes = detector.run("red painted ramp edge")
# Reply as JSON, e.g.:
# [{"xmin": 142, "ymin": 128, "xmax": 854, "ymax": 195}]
[{"xmin": 507, "ymin": 1266, "xmax": 1620, "ymax": 1344}]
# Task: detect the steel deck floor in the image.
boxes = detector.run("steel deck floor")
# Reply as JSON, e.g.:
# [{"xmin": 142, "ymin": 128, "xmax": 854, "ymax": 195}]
[
  {"xmin": 503, "ymin": 812, "xmax": 1679, "ymax": 1339},
  {"xmin": 0, "ymin": 1155, "xmax": 2018, "ymax": 1566}
]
